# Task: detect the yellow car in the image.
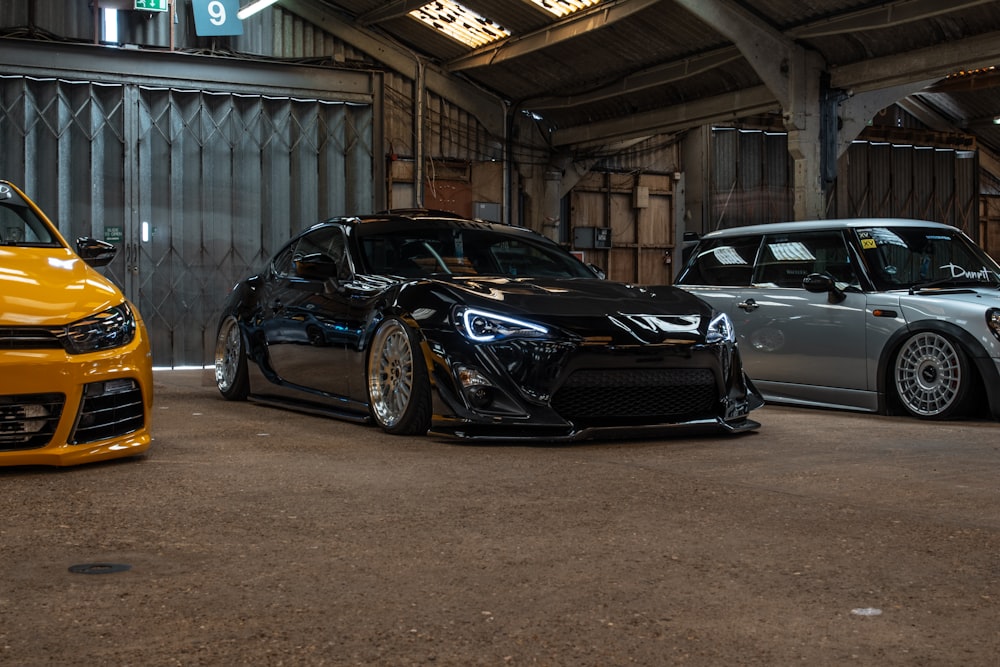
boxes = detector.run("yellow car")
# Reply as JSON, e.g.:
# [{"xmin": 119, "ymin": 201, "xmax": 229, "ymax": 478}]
[{"xmin": 0, "ymin": 180, "xmax": 152, "ymax": 466}]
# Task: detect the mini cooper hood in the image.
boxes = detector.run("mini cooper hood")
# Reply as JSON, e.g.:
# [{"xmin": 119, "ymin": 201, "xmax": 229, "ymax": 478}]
[
  {"xmin": 900, "ymin": 285, "xmax": 1000, "ymax": 307},
  {"xmin": 0, "ymin": 246, "xmax": 123, "ymax": 325},
  {"xmin": 439, "ymin": 276, "xmax": 715, "ymax": 340}
]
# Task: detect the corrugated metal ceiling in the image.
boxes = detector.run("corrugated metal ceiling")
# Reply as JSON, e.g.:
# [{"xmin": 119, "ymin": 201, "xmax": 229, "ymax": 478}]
[{"xmin": 305, "ymin": 0, "xmax": 1000, "ymax": 156}]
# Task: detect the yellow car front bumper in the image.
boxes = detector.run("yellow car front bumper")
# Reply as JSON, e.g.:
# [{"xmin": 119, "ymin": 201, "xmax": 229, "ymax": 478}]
[{"xmin": 0, "ymin": 330, "xmax": 153, "ymax": 466}]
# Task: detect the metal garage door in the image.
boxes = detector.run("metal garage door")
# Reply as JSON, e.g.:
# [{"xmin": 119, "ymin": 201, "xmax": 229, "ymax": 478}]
[{"xmin": 0, "ymin": 74, "xmax": 374, "ymax": 367}]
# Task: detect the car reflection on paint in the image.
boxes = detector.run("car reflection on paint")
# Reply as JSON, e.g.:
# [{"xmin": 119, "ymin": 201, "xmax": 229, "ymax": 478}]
[
  {"xmin": 675, "ymin": 218, "xmax": 1000, "ymax": 420},
  {"xmin": 214, "ymin": 210, "xmax": 763, "ymax": 441}
]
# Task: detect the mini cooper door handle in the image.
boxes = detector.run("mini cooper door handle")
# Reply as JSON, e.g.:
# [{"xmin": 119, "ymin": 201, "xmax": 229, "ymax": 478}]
[{"xmin": 738, "ymin": 298, "xmax": 759, "ymax": 312}]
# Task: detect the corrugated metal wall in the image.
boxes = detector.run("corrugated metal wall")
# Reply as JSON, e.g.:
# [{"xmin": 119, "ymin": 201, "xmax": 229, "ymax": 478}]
[
  {"xmin": 0, "ymin": 72, "xmax": 374, "ymax": 367},
  {"xmin": 0, "ymin": 3, "xmax": 384, "ymax": 367},
  {"xmin": 710, "ymin": 127, "xmax": 793, "ymax": 230},
  {"xmin": 710, "ymin": 128, "xmax": 979, "ymax": 240},
  {"xmin": 839, "ymin": 141, "xmax": 979, "ymax": 238}
]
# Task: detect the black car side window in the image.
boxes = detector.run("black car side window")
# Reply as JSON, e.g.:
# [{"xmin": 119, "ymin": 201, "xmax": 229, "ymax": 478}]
[
  {"xmin": 292, "ymin": 226, "xmax": 351, "ymax": 280},
  {"xmin": 755, "ymin": 231, "xmax": 859, "ymax": 289},
  {"xmin": 680, "ymin": 236, "xmax": 761, "ymax": 286}
]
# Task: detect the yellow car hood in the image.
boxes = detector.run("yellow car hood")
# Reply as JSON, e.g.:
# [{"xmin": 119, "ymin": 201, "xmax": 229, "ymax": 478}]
[{"xmin": 0, "ymin": 246, "xmax": 122, "ymax": 326}]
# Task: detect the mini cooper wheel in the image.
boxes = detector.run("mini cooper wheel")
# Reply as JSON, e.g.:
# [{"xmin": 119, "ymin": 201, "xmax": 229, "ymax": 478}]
[
  {"xmin": 893, "ymin": 331, "xmax": 972, "ymax": 419},
  {"xmin": 215, "ymin": 315, "xmax": 249, "ymax": 400},
  {"xmin": 367, "ymin": 318, "xmax": 431, "ymax": 435}
]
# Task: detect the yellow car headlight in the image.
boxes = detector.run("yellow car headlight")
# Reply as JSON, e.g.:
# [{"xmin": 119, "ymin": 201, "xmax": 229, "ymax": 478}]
[{"xmin": 62, "ymin": 303, "xmax": 137, "ymax": 354}]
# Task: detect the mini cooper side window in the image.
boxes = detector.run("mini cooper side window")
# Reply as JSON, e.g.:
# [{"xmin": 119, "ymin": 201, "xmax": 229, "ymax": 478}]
[
  {"xmin": 754, "ymin": 231, "xmax": 859, "ymax": 289},
  {"xmin": 679, "ymin": 236, "xmax": 761, "ymax": 286}
]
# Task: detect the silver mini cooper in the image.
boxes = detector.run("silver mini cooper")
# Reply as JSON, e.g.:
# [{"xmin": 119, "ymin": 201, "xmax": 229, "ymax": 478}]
[{"xmin": 675, "ymin": 219, "xmax": 1000, "ymax": 420}]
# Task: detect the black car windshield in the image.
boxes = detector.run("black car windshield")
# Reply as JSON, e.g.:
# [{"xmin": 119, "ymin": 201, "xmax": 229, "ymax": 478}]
[
  {"xmin": 0, "ymin": 188, "xmax": 58, "ymax": 247},
  {"xmin": 357, "ymin": 224, "xmax": 596, "ymax": 279},
  {"xmin": 855, "ymin": 226, "xmax": 1000, "ymax": 291}
]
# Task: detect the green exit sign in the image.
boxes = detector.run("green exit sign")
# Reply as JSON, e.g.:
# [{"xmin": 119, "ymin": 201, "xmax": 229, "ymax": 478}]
[{"xmin": 134, "ymin": 0, "xmax": 168, "ymax": 11}]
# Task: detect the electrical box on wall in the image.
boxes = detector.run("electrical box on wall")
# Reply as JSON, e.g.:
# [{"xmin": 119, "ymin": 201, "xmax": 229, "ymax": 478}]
[
  {"xmin": 573, "ymin": 226, "xmax": 612, "ymax": 249},
  {"xmin": 634, "ymin": 185, "xmax": 649, "ymax": 209},
  {"xmin": 473, "ymin": 201, "xmax": 501, "ymax": 222}
]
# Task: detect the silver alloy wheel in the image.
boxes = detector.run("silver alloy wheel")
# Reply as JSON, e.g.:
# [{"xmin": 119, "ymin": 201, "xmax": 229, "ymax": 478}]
[
  {"xmin": 215, "ymin": 316, "xmax": 243, "ymax": 393},
  {"xmin": 368, "ymin": 320, "xmax": 415, "ymax": 428},
  {"xmin": 894, "ymin": 332, "xmax": 962, "ymax": 417}
]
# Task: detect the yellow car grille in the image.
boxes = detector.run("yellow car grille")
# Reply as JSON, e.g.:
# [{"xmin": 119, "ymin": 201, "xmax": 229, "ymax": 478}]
[
  {"xmin": 0, "ymin": 393, "xmax": 65, "ymax": 450},
  {"xmin": 0, "ymin": 327, "xmax": 64, "ymax": 350}
]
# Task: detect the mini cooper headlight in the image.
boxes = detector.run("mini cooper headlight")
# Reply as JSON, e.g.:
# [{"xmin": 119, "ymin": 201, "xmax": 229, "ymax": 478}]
[
  {"xmin": 63, "ymin": 303, "xmax": 137, "ymax": 354},
  {"xmin": 705, "ymin": 311, "xmax": 736, "ymax": 344},
  {"xmin": 988, "ymin": 309, "xmax": 1000, "ymax": 342},
  {"xmin": 455, "ymin": 307, "xmax": 549, "ymax": 342}
]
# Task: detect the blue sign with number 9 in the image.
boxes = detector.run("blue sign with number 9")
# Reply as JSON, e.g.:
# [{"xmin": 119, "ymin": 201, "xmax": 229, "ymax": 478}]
[{"xmin": 192, "ymin": 0, "xmax": 243, "ymax": 36}]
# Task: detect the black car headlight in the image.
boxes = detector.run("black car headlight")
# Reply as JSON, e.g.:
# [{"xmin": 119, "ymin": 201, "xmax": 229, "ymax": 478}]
[
  {"xmin": 62, "ymin": 303, "xmax": 137, "ymax": 354},
  {"xmin": 705, "ymin": 311, "xmax": 736, "ymax": 344},
  {"xmin": 455, "ymin": 307, "xmax": 549, "ymax": 342}
]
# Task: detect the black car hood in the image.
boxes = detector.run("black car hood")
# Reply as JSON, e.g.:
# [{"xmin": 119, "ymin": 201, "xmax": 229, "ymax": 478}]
[{"xmin": 426, "ymin": 276, "xmax": 715, "ymax": 343}]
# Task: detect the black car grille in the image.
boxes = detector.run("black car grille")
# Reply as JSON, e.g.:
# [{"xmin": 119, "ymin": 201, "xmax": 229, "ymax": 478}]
[
  {"xmin": 551, "ymin": 368, "xmax": 717, "ymax": 424},
  {"xmin": 0, "ymin": 393, "xmax": 65, "ymax": 450},
  {"xmin": 72, "ymin": 379, "xmax": 145, "ymax": 444},
  {"xmin": 0, "ymin": 327, "xmax": 64, "ymax": 350}
]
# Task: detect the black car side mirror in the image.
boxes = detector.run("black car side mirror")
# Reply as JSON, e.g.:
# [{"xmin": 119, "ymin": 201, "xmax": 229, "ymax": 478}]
[
  {"xmin": 802, "ymin": 272, "xmax": 846, "ymax": 303},
  {"xmin": 76, "ymin": 237, "xmax": 117, "ymax": 267},
  {"xmin": 294, "ymin": 252, "xmax": 340, "ymax": 281}
]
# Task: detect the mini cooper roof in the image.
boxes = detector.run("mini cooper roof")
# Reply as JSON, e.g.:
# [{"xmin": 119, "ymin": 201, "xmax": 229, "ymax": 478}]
[{"xmin": 699, "ymin": 218, "xmax": 957, "ymax": 239}]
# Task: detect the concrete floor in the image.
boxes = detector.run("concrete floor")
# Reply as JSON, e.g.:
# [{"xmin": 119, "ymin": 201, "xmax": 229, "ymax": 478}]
[{"xmin": 2, "ymin": 369, "xmax": 999, "ymax": 666}]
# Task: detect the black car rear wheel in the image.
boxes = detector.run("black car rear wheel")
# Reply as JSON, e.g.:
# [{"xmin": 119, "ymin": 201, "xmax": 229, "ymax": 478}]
[
  {"xmin": 215, "ymin": 315, "xmax": 249, "ymax": 400},
  {"xmin": 367, "ymin": 318, "xmax": 431, "ymax": 435},
  {"xmin": 893, "ymin": 331, "xmax": 972, "ymax": 419}
]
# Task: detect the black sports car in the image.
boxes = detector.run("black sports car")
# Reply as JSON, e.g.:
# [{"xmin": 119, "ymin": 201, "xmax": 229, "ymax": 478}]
[{"xmin": 214, "ymin": 211, "xmax": 763, "ymax": 440}]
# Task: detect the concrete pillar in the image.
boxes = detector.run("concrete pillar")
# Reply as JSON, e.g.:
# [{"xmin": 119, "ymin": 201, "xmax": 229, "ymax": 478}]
[{"xmin": 542, "ymin": 169, "xmax": 562, "ymax": 242}]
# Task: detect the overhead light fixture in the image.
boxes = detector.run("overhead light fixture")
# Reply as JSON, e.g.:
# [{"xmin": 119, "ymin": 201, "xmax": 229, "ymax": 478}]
[
  {"xmin": 531, "ymin": 0, "xmax": 604, "ymax": 18},
  {"xmin": 237, "ymin": 0, "xmax": 279, "ymax": 20},
  {"xmin": 409, "ymin": 1, "xmax": 510, "ymax": 48},
  {"xmin": 993, "ymin": 116, "xmax": 1000, "ymax": 125}
]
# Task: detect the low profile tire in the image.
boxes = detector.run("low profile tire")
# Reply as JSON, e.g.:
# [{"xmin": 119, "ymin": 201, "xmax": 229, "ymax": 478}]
[
  {"xmin": 215, "ymin": 315, "xmax": 249, "ymax": 401},
  {"xmin": 367, "ymin": 318, "xmax": 431, "ymax": 435},
  {"xmin": 893, "ymin": 331, "xmax": 972, "ymax": 419}
]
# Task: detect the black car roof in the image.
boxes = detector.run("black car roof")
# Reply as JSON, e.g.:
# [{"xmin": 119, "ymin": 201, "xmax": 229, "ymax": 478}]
[{"xmin": 312, "ymin": 210, "xmax": 535, "ymax": 238}]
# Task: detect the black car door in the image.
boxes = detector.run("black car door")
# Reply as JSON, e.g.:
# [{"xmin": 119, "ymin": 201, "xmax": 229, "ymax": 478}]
[{"xmin": 261, "ymin": 225, "xmax": 360, "ymax": 398}]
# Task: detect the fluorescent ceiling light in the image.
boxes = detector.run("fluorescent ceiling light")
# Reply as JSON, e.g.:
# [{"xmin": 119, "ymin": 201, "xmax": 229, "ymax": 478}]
[
  {"xmin": 531, "ymin": 0, "xmax": 604, "ymax": 17},
  {"xmin": 410, "ymin": 1, "xmax": 510, "ymax": 48},
  {"xmin": 237, "ymin": 0, "xmax": 279, "ymax": 20}
]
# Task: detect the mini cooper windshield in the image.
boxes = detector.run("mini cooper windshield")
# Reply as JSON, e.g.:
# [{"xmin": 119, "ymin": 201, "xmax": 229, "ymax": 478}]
[{"xmin": 856, "ymin": 226, "xmax": 1000, "ymax": 292}]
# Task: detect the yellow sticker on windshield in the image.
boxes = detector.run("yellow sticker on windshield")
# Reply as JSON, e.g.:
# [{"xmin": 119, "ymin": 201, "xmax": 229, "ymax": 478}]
[{"xmin": 861, "ymin": 238, "xmax": 876, "ymax": 249}]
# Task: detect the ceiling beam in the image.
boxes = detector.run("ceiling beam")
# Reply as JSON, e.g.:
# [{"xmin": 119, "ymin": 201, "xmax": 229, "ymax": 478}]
[
  {"xmin": 788, "ymin": 0, "xmax": 997, "ymax": 39},
  {"xmin": 673, "ymin": 0, "xmax": 798, "ymax": 108},
  {"xmin": 356, "ymin": 1, "xmax": 427, "ymax": 25},
  {"xmin": 831, "ymin": 30, "xmax": 1000, "ymax": 93},
  {"xmin": 551, "ymin": 85, "xmax": 779, "ymax": 148},
  {"xmin": 524, "ymin": 47, "xmax": 743, "ymax": 111},
  {"xmin": 446, "ymin": 0, "xmax": 664, "ymax": 71},
  {"xmin": 552, "ymin": 25, "xmax": 1000, "ymax": 148},
  {"xmin": 279, "ymin": 0, "xmax": 507, "ymax": 139},
  {"xmin": 507, "ymin": 1, "xmax": 1000, "ymax": 117}
]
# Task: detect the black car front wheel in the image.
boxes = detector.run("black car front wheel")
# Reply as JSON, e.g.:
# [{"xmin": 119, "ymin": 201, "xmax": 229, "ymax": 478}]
[
  {"xmin": 215, "ymin": 315, "xmax": 249, "ymax": 401},
  {"xmin": 367, "ymin": 318, "xmax": 431, "ymax": 435},
  {"xmin": 893, "ymin": 331, "xmax": 972, "ymax": 419}
]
